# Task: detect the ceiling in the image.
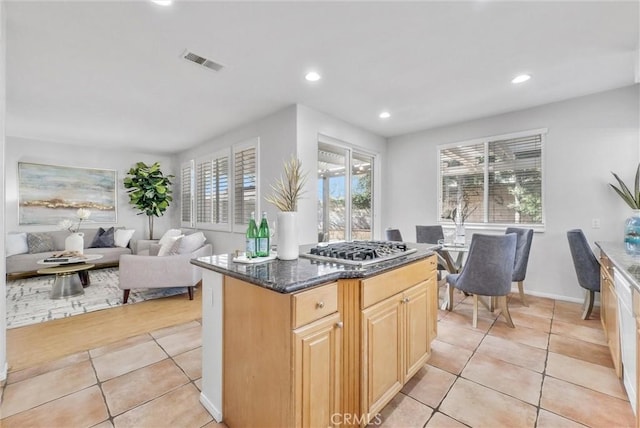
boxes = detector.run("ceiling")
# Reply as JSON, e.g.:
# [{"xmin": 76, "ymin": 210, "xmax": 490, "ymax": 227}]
[{"xmin": 5, "ymin": 1, "xmax": 639, "ymax": 155}]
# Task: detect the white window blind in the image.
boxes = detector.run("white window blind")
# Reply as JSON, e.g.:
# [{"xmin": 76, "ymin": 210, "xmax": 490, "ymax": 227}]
[
  {"xmin": 439, "ymin": 130, "xmax": 544, "ymax": 226},
  {"xmin": 234, "ymin": 146, "xmax": 257, "ymax": 226},
  {"xmin": 180, "ymin": 160, "xmax": 194, "ymax": 227}
]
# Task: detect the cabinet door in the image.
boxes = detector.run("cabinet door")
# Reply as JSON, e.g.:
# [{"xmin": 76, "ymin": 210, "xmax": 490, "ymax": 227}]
[
  {"xmin": 605, "ymin": 278, "xmax": 622, "ymax": 378},
  {"xmin": 362, "ymin": 296, "xmax": 403, "ymax": 418},
  {"xmin": 293, "ymin": 312, "xmax": 342, "ymax": 428},
  {"xmin": 426, "ymin": 277, "xmax": 438, "ymax": 344},
  {"xmin": 404, "ymin": 282, "xmax": 430, "ymax": 380}
]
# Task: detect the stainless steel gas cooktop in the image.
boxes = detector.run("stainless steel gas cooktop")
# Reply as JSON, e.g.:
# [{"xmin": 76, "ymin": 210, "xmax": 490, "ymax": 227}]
[{"xmin": 300, "ymin": 240, "xmax": 417, "ymax": 267}]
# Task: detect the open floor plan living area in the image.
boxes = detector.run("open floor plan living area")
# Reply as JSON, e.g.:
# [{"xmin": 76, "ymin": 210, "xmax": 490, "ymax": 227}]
[{"xmin": 1, "ymin": 1, "xmax": 640, "ymax": 427}]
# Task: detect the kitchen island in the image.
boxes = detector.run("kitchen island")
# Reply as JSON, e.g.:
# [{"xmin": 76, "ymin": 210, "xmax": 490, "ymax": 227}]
[{"xmin": 192, "ymin": 243, "xmax": 439, "ymax": 427}]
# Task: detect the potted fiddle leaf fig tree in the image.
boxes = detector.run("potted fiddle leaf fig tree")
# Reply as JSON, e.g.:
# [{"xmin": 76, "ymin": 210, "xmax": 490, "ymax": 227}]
[{"xmin": 124, "ymin": 161, "xmax": 174, "ymax": 239}]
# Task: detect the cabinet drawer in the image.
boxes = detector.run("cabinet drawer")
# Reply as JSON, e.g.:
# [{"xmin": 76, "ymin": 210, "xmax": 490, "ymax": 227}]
[
  {"xmin": 361, "ymin": 258, "xmax": 433, "ymax": 309},
  {"xmin": 292, "ymin": 282, "xmax": 338, "ymax": 328}
]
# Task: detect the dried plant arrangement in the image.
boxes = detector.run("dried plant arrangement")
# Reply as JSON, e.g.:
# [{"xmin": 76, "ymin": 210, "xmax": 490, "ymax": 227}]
[{"xmin": 265, "ymin": 156, "xmax": 308, "ymax": 212}]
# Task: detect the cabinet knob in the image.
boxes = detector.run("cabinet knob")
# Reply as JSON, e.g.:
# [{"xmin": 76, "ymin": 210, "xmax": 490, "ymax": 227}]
[
  {"xmin": 335, "ymin": 321, "xmax": 344, "ymax": 328},
  {"xmin": 316, "ymin": 301, "xmax": 325, "ymax": 309},
  {"xmin": 402, "ymin": 297, "xmax": 410, "ymax": 303}
]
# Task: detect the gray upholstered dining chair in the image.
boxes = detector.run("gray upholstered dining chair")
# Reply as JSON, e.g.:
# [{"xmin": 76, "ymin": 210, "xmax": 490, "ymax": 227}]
[
  {"xmin": 385, "ymin": 228, "xmax": 403, "ymax": 242},
  {"xmin": 566, "ymin": 229, "xmax": 601, "ymax": 320},
  {"xmin": 446, "ymin": 233, "xmax": 517, "ymax": 328},
  {"xmin": 505, "ymin": 227, "xmax": 534, "ymax": 307},
  {"xmin": 416, "ymin": 225, "xmax": 452, "ymax": 276}
]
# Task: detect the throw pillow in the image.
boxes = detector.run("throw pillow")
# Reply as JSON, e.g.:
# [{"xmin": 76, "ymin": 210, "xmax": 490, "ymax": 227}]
[
  {"xmin": 158, "ymin": 229, "xmax": 183, "ymax": 246},
  {"xmin": 90, "ymin": 227, "xmax": 115, "ymax": 248},
  {"xmin": 6, "ymin": 232, "xmax": 29, "ymax": 256},
  {"xmin": 157, "ymin": 235, "xmax": 183, "ymax": 256},
  {"xmin": 114, "ymin": 229, "xmax": 135, "ymax": 248},
  {"xmin": 178, "ymin": 231, "xmax": 206, "ymax": 254},
  {"xmin": 26, "ymin": 233, "xmax": 55, "ymax": 254}
]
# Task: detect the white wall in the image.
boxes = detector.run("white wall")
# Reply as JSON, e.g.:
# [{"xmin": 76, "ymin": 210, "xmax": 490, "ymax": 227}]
[
  {"xmin": 1, "ymin": 0, "xmax": 7, "ymax": 381},
  {"xmin": 296, "ymin": 104, "xmax": 387, "ymax": 244},
  {"xmin": 385, "ymin": 84, "xmax": 640, "ymax": 301},
  {"xmin": 4, "ymin": 137, "xmax": 177, "ymax": 241},
  {"xmin": 176, "ymin": 105, "xmax": 297, "ymax": 254}
]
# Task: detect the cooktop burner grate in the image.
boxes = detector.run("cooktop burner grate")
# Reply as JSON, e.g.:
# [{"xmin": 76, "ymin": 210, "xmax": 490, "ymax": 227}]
[{"xmin": 301, "ymin": 241, "xmax": 417, "ymax": 266}]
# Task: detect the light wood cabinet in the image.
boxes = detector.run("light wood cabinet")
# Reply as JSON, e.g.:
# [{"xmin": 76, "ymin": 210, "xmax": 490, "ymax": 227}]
[
  {"xmin": 294, "ymin": 312, "xmax": 342, "ymax": 428},
  {"xmin": 223, "ymin": 278, "xmax": 342, "ymax": 428},
  {"xmin": 221, "ymin": 255, "xmax": 438, "ymax": 428},
  {"xmin": 601, "ymin": 255, "xmax": 622, "ymax": 378},
  {"xmin": 361, "ymin": 275, "xmax": 434, "ymax": 420}
]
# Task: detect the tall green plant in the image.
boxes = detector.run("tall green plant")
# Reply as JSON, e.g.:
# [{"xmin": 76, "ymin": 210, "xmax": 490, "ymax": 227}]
[
  {"xmin": 124, "ymin": 162, "xmax": 174, "ymax": 239},
  {"xmin": 610, "ymin": 164, "xmax": 640, "ymax": 209}
]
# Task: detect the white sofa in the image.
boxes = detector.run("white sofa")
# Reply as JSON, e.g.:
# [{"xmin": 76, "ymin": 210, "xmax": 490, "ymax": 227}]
[{"xmin": 6, "ymin": 228, "xmax": 133, "ymax": 280}]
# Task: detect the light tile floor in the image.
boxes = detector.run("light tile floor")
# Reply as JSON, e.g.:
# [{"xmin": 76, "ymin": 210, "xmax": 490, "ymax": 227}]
[{"xmin": 0, "ymin": 291, "xmax": 636, "ymax": 428}]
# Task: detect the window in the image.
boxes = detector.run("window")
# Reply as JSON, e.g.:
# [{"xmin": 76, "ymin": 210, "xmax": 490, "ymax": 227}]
[
  {"xmin": 233, "ymin": 139, "xmax": 259, "ymax": 231},
  {"xmin": 318, "ymin": 139, "xmax": 375, "ymax": 242},
  {"xmin": 194, "ymin": 151, "xmax": 230, "ymax": 229},
  {"xmin": 181, "ymin": 139, "xmax": 260, "ymax": 233},
  {"xmin": 438, "ymin": 129, "xmax": 545, "ymax": 228},
  {"xmin": 180, "ymin": 160, "xmax": 194, "ymax": 228}
]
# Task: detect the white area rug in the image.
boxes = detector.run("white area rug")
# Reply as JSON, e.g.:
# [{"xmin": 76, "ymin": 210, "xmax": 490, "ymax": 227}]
[{"xmin": 6, "ymin": 267, "xmax": 187, "ymax": 329}]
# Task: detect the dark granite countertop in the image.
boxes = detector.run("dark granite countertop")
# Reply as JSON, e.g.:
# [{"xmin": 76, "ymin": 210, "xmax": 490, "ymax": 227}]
[
  {"xmin": 596, "ymin": 241, "xmax": 640, "ymax": 291},
  {"xmin": 191, "ymin": 242, "xmax": 439, "ymax": 293}
]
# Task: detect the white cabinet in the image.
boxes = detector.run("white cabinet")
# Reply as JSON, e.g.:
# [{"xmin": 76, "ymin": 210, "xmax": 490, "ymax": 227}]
[{"xmin": 616, "ymin": 268, "xmax": 637, "ymax": 414}]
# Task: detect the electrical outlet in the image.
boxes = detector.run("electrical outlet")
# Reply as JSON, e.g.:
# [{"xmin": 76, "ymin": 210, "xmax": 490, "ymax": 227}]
[{"xmin": 592, "ymin": 218, "xmax": 601, "ymax": 229}]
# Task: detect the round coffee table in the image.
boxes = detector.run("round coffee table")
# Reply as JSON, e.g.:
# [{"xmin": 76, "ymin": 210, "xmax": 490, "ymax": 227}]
[
  {"xmin": 37, "ymin": 254, "xmax": 103, "ymax": 287},
  {"xmin": 37, "ymin": 263, "xmax": 96, "ymax": 299}
]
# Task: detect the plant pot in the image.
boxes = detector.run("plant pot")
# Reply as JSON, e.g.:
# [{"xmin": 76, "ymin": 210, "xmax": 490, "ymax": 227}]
[
  {"xmin": 276, "ymin": 211, "xmax": 298, "ymax": 260},
  {"xmin": 625, "ymin": 210, "xmax": 640, "ymax": 255},
  {"xmin": 65, "ymin": 232, "xmax": 84, "ymax": 254}
]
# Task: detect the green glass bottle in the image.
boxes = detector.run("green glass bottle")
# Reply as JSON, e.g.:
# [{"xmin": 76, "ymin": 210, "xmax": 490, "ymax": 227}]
[
  {"xmin": 257, "ymin": 212, "xmax": 270, "ymax": 257},
  {"xmin": 246, "ymin": 211, "xmax": 258, "ymax": 258}
]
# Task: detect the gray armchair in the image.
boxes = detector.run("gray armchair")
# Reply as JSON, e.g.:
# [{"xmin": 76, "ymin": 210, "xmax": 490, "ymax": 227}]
[
  {"xmin": 446, "ymin": 233, "xmax": 517, "ymax": 328},
  {"xmin": 505, "ymin": 227, "xmax": 534, "ymax": 307},
  {"xmin": 118, "ymin": 243, "xmax": 212, "ymax": 303},
  {"xmin": 566, "ymin": 229, "xmax": 601, "ymax": 319}
]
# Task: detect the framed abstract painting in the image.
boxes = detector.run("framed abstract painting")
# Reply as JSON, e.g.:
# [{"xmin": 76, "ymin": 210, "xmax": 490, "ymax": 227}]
[{"xmin": 18, "ymin": 162, "xmax": 117, "ymax": 225}]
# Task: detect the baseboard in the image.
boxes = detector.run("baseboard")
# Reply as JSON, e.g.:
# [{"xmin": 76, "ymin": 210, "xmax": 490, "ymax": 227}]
[
  {"xmin": 200, "ymin": 392, "xmax": 223, "ymax": 423},
  {"xmin": 510, "ymin": 286, "xmax": 596, "ymax": 306}
]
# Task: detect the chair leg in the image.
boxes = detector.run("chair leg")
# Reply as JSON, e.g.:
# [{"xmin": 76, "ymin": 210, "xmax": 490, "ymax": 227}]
[
  {"xmin": 123, "ymin": 289, "xmax": 130, "ymax": 304},
  {"xmin": 188, "ymin": 286, "xmax": 194, "ymax": 300},
  {"xmin": 582, "ymin": 290, "xmax": 595, "ymax": 320},
  {"xmin": 472, "ymin": 294, "xmax": 479, "ymax": 328},
  {"xmin": 447, "ymin": 282, "xmax": 454, "ymax": 311},
  {"xmin": 497, "ymin": 295, "xmax": 515, "ymax": 328},
  {"xmin": 518, "ymin": 281, "xmax": 528, "ymax": 307}
]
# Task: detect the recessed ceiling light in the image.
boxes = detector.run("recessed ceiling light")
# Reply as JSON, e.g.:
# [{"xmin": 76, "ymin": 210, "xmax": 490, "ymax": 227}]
[
  {"xmin": 512, "ymin": 74, "xmax": 531, "ymax": 84},
  {"xmin": 379, "ymin": 111, "xmax": 391, "ymax": 119},
  {"xmin": 305, "ymin": 71, "xmax": 321, "ymax": 82},
  {"xmin": 151, "ymin": 0, "xmax": 172, "ymax": 6}
]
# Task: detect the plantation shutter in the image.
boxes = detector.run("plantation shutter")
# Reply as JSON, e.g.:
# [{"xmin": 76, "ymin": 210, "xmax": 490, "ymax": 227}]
[
  {"xmin": 212, "ymin": 156, "xmax": 229, "ymax": 224},
  {"xmin": 487, "ymin": 134, "xmax": 542, "ymax": 224},
  {"xmin": 181, "ymin": 160, "xmax": 194, "ymax": 227},
  {"xmin": 196, "ymin": 159, "xmax": 213, "ymax": 224},
  {"xmin": 234, "ymin": 146, "xmax": 257, "ymax": 226}
]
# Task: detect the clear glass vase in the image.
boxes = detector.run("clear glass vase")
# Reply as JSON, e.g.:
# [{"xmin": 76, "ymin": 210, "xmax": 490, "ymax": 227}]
[{"xmin": 625, "ymin": 210, "xmax": 640, "ymax": 256}]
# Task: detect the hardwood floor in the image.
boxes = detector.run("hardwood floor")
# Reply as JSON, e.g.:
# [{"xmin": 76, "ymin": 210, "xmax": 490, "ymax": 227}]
[{"xmin": 6, "ymin": 291, "xmax": 202, "ymax": 372}]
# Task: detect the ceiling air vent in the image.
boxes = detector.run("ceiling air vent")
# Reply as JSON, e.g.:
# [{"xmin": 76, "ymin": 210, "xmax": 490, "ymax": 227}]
[{"xmin": 181, "ymin": 49, "xmax": 224, "ymax": 72}]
